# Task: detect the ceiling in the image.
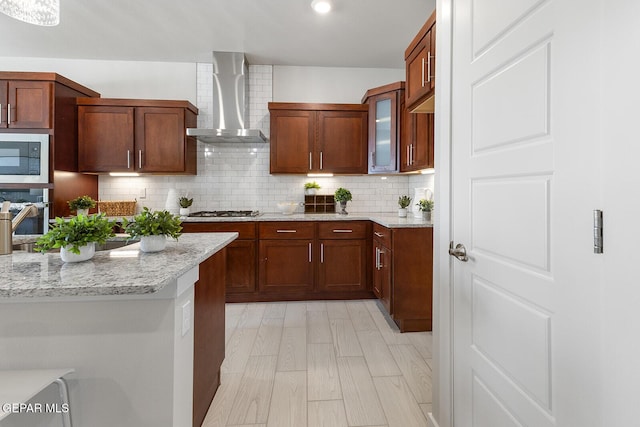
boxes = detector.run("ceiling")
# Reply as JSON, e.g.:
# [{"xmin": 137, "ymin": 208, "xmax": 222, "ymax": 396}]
[{"xmin": 0, "ymin": 0, "xmax": 435, "ymax": 69}]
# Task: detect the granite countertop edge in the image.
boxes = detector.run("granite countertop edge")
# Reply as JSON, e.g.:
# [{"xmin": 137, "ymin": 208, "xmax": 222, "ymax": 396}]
[{"xmin": 1, "ymin": 233, "xmax": 238, "ymax": 300}]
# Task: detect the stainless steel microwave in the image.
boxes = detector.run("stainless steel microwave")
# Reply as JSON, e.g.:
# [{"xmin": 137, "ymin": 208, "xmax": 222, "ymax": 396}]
[{"xmin": 0, "ymin": 133, "xmax": 49, "ymax": 184}]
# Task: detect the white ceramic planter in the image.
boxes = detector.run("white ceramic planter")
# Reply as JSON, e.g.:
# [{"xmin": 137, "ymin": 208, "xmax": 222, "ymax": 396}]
[
  {"xmin": 60, "ymin": 242, "xmax": 96, "ymax": 263},
  {"xmin": 422, "ymin": 211, "xmax": 432, "ymax": 221},
  {"xmin": 139, "ymin": 235, "xmax": 167, "ymax": 253},
  {"xmin": 179, "ymin": 207, "xmax": 190, "ymax": 217},
  {"xmin": 76, "ymin": 209, "xmax": 89, "ymax": 216},
  {"xmin": 305, "ymin": 188, "xmax": 317, "ymax": 196},
  {"xmin": 398, "ymin": 208, "xmax": 408, "ymax": 218}
]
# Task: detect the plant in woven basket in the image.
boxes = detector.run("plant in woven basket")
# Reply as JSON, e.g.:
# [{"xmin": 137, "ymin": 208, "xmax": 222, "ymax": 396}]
[{"xmin": 68, "ymin": 195, "xmax": 96, "ymax": 211}]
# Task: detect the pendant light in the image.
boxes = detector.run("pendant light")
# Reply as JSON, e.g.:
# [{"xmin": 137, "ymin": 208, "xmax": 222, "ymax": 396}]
[{"xmin": 0, "ymin": 0, "xmax": 60, "ymax": 26}]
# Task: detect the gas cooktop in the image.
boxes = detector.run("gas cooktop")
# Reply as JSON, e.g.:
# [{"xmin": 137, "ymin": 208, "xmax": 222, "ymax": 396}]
[{"xmin": 188, "ymin": 210, "xmax": 260, "ymax": 218}]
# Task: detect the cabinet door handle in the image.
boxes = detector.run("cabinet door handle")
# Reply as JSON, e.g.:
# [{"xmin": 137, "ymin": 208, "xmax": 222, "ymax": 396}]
[
  {"xmin": 410, "ymin": 144, "xmax": 414, "ymax": 165},
  {"xmin": 421, "ymin": 58, "xmax": 426, "ymax": 87},
  {"xmin": 375, "ymin": 247, "xmax": 380, "ymax": 270},
  {"xmin": 406, "ymin": 145, "xmax": 410, "ymax": 166},
  {"xmin": 276, "ymin": 229, "xmax": 297, "ymax": 233},
  {"xmin": 379, "ymin": 249, "xmax": 384, "ymax": 267},
  {"xmin": 427, "ymin": 51, "xmax": 432, "ymax": 83},
  {"xmin": 309, "ymin": 152, "xmax": 312, "ymax": 170},
  {"xmin": 309, "ymin": 242, "xmax": 312, "ymax": 263},
  {"xmin": 138, "ymin": 150, "xmax": 143, "ymax": 168},
  {"xmin": 374, "ymin": 232, "xmax": 384, "ymax": 238},
  {"xmin": 321, "ymin": 243, "xmax": 324, "ymax": 263},
  {"xmin": 7, "ymin": 103, "xmax": 11, "ymax": 124},
  {"xmin": 127, "ymin": 150, "xmax": 131, "ymax": 169},
  {"xmin": 333, "ymin": 229, "xmax": 353, "ymax": 233},
  {"xmin": 320, "ymin": 151, "xmax": 323, "ymax": 170},
  {"xmin": 0, "ymin": 104, "xmax": 3, "ymax": 124}
]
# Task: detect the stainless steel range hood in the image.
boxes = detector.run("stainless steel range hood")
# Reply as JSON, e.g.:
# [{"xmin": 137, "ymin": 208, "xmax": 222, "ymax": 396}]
[{"xmin": 186, "ymin": 51, "xmax": 267, "ymax": 143}]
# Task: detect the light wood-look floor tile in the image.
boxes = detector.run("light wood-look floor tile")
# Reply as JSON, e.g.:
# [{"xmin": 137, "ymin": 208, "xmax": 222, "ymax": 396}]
[
  {"xmin": 373, "ymin": 376, "xmax": 428, "ymax": 427},
  {"xmin": 330, "ymin": 318, "xmax": 363, "ymax": 357},
  {"xmin": 337, "ymin": 356, "xmax": 387, "ymax": 426},
  {"xmin": 307, "ymin": 343, "xmax": 342, "ymax": 401},
  {"xmin": 389, "ymin": 344, "xmax": 433, "ymax": 404},
  {"xmin": 420, "ymin": 403, "xmax": 433, "ymax": 421},
  {"xmin": 307, "ymin": 311, "xmax": 332, "ymax": 344},
  {"xmin": 266, "ymin": 371, "xmax": 307, "ymax": 427},
  {"xmin": 283, "ymin": 302, "xmax": 307, "ymax": 328},
  {"xmin": 209, "ymin": 300, "xmax": 432, "ymax": 427},
  {"xmin": 277, "ymin": 327, "xmax": 307, "ymax": 372},
  {"xmin": 356, "ymin": 329, "xmax": 402, "ymax": 377},
  {"xmin": 251, "ymin": 317, "xmax": 284, "ymax": 356},
  {"xmin": 227, "ymin": 355, "xmax": 277, "ymax": 425},
  {"xmin": 308, "ymin": 400, "xmax": 348, "ymax": 427}
]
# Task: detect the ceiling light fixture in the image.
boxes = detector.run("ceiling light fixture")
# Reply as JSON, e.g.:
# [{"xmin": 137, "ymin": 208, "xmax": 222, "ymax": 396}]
[
  {"xmin": 311, "ymin": 0, "xmax": 332, "ymax": 14},
  {"xmin": 0, "ymin": 0, "xmax": 60, "ymax": 26}
]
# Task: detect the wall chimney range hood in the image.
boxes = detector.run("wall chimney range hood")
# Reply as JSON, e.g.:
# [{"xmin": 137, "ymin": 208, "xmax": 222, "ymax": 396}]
[{"xmin": 186, "ymin": 51, "xmax": 267, "ymax": 143}]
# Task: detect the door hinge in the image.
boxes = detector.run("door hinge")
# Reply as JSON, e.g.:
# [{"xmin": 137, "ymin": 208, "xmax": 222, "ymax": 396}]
[{"xmin": 593, "ymin": 209, "xmax": 603, "ymax": 254}]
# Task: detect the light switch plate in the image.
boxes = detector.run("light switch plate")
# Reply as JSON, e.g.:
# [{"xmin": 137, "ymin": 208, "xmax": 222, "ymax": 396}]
[
  {"xmin": 138, "ymin": 188, "xmax": 147, "ymax": 199},
  {"xmin": 181, "ymin": 300, "xmax": 191, "ymax": 337}
]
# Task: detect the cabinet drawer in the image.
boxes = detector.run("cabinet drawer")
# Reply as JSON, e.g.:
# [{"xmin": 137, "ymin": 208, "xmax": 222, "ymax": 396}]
[
  {"xmin": 318, "ymin": 221, "xmax": 368, "ymax": 239},
  {"xmin": 372, "ymin": 223, "xmax": 392, "ymax": 248},
  {"xmin": 259, "ymin": 222, "xmax": 315, "ymax": 239},
  {"xmin": 182, "ymin": 222, "xmax": 256, "ymax": 239}
]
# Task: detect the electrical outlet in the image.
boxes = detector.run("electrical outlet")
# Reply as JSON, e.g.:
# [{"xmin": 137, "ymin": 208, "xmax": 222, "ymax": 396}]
[{"xmin": 181, "ymin": 300, "xmax": 191, "ymax": 337}]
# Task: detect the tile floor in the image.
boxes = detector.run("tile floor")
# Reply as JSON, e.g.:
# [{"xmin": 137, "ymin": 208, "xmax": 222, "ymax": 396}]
[{"xmin": 202, "ymin": 299, "xmax": 433, "ymax": 427}]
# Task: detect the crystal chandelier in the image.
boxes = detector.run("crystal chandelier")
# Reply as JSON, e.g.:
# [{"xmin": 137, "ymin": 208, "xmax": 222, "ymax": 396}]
[{"xmin": 0, "ymin": 0, "xmax": 60, "ymax": 26}]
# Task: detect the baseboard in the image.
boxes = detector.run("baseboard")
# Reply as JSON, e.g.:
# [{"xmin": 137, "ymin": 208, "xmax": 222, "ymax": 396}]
[{"xmin": 427, "ymin": 412, "xmax": 440, "ymax": 427}]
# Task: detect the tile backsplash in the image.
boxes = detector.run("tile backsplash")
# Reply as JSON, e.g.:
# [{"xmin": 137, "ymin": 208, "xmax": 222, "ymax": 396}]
[{"xmin": 98, "ymin": 64, "xmax": 433, "ymax": 214}]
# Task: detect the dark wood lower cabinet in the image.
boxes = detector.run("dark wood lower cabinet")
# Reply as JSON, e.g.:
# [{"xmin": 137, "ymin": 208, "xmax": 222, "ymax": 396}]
[
  {"xmin": 318, "ymin": 239, "xmax": 368, "ymax": 292},
  {"xmin": 259, "ymin": 239, "xmax": 314, "ymax": 292},
  {"xmin": 193, "ymin": 249, "xmax": 226, "ymax": 427}
]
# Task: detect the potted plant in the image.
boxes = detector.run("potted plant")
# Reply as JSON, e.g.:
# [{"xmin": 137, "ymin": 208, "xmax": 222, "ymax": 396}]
[
  {"xmin": 334, "ymin": 187, "xmax": 352, "ymax": 215},
  {"xmin": 417, "ymin": 198, "xmax": 434, "ymax": 221},
  {"xmin": 178, "ymin": 197, "xmax": 193, "ymax": 217},
  {"xmin": 122, "ymin": 207, "xmax": 183, "ymax": 253},
  {"xmin": 35, "ymin": 213, "xmax": 115, "ymax": 263},
  {"xmin": 398, "ymin": 195, "xmax": 412, "ymax": 218},
  {"xmin": 304, "ymin": 181, "xmax": 321, "ymax": 196},
  {"xmin": 68, "ymin": 195, "xmax": 96, "ymax": 216}
]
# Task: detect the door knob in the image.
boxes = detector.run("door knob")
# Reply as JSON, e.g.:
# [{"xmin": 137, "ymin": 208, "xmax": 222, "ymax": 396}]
[{"xmin": 449, "ymin": 241, "xmax": 468, "ymax": 262}]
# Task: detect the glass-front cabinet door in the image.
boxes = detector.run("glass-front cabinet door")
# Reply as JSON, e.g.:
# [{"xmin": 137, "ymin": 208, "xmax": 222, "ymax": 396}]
[{"xmin": 367, "ymin": 91, "xmax": 399, "ymax": 173}]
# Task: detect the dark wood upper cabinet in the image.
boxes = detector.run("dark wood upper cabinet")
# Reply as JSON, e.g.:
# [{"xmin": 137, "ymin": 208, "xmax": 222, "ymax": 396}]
[
  {"xmin": 400, "ymin": 108, "xmax": 434, "ymax": 172},
  {"xmin": 405, "ymin": 10, "xmax": 436, "ymax": 113},
  {"xmin": 269, "ymin": 103, "xmax": 368, "ymax": 174},
  {"xmin": 0, "ymin": 80, "xmax": 52, "ymax": 129},
  {"xmin": 362, "ymin": 82, "xmax": 403, "ymax": 174},
  {"xmin": 77, "ymin": 98, "xmax": 197, "ymax": 174}
]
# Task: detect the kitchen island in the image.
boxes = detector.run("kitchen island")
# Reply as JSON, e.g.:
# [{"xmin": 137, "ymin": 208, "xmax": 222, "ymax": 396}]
[{"xmin": 0, "ymin": 233, "xmax": 237, "ymax": 427}]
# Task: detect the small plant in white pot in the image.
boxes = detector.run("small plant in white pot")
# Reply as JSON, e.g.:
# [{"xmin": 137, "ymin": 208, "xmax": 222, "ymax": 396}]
[
  {"xmin": 334, "ymin": 187, "xmax": 352, "ymax": 215},
  {"xmin": 178, "ymin": 197, "xmax": 193, "ymax": 217},
  {"xmin": 122, "ymin": 207, "xmax": 183, "ymax": 253},
  {"xmin": 398, "ymin": 195, "xmax": 412, "ymax": 218},
  {"xmin": 304, "ymin": 181, "xmax": 321, "ymax": 195},
  {"xmin": 35, "ymin": 213, "xmax": 115, "ymax": 263},
  {"xmin": 417, "ymin": 199, "xmax": 434, "ymax": 221},
  {"xmin": 68, "ymin": 195, "xmax": 96, "ymax": 216}
]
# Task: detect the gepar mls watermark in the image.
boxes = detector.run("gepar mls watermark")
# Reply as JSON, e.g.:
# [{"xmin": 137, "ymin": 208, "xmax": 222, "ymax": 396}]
[{"xmin": 2, "ymin": 402, "xmax": 69, "ymax": 415}]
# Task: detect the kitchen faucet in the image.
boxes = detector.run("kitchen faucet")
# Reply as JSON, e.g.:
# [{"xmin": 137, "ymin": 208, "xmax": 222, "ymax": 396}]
[{"xmin": 0, "ymin": 203, "xmax": 39, "ymax": 255}]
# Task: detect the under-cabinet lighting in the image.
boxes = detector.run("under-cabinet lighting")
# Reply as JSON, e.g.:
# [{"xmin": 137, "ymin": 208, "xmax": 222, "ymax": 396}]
[
  {"xmin": 307, "ymin": 173, "xmax": 334, "ymax": 177},
  {"xmin": 311, "ymin": 0, "xmax": 332, "ymax": 14},
  {"xmin": 109, "ymin": 172, "xmax": 140, "ymax": 177},
  {"xmin": 420, "ymin": 168, "xmax": 435, "ymax": 174}
]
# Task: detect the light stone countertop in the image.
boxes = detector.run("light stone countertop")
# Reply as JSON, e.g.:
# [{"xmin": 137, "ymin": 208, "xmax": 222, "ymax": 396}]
[
  {"xmin": 1, "ymin": 233, "xmax": 238, "ymax": 299},
  {"xmin": 181, "ymin": 212, "xmax": 434, "ymax": 228}
]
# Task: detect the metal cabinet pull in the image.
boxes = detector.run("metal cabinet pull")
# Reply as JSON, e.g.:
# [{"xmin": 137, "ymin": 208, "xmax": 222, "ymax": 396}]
[
  {"xmin": 7, "ymin": 104, "xmax": 11, "ymax": 124},
  {"xmin": 0, "ymin": 104, "xmax": 3, "ymax": 124},
  {"xmin": 421, "ymin": 58, "xmax": 426, "ymax": 87},
  {"xmin": 127, "ymin": 150, "xmax": 131, "ymax": 169},
  {"xmin": 308, "ymin": 243, "xmax": 312, "ymax": 263},
  {"xmin": 379, "ymin": 248, "xmax": 384, "ymax": 267},
  {"xmin": 309, "ymin": 152, "xmax": 312, "ymax": 170},
  {"xmin": 374, "ymin": 232, "xmax": 384, "ymax": 238},
  {"xmin": 406, "ymin": 145, "xmax": 410, "ymax": 166},
  {"xmin": 332, "ymin": 229, "xmax": 353, "ymax": 233},
  {"xmin": 320, "ymin": 243, "xmax": 324, "ymax": 263},
  {"xmin": 138, "ymin": 150, "xmax": 143, "ymax": 168},
  {"xmin": 375, "ymin": 247, "xmax": 380, "ymax": 270},
  {"xmin": 276, "ymin": 230, "xmax": 297, "ymax": 233},
  {"xmin": 427, "ymin": 51, "xmax": 432, "ymax": 83},
  {"xmin": 320, "ymin": 151, "xmax": 323, "ymax": 170}
]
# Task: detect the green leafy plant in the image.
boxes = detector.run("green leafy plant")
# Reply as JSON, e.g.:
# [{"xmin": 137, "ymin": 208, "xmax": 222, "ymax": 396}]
[
  {"xmin": 35, "ymin": 214, "xmax": 115, "ymax": 254},
  {"xmin": 398, "ymin": 195, "xmax": 412, "ymax": 208},
  {"xmin": 417, "ymin": 199, "xmax": 434, "ymax": 212},
  {"xmin": 68, "ymin": 195, "xmax": 96, "ymax": 211},
  {"xmin": 304, "ymin": 181, "xmax": 321, "ymax": 190},
  {"xmin": 122, "ymin": 207, "xmax": 183, "ymax": 240},
  {"xmin": 179, "ymin": 197, "xmax": 193, "ymax": 208},
  {"xmin": 334, "ymin": 187, "xmax": 353, "ymax": 203}
]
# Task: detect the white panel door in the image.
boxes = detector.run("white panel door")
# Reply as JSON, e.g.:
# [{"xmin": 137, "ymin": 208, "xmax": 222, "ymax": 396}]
[{"xmin": 450, "ymin": 0, "xmax": 602, "ymax": 426}]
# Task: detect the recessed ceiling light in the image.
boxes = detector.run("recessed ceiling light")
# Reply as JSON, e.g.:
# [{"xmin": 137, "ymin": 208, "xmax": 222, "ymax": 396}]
[{"xmin": 311, "ymin": 0, "xmax": 332, "ymax": 14}]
